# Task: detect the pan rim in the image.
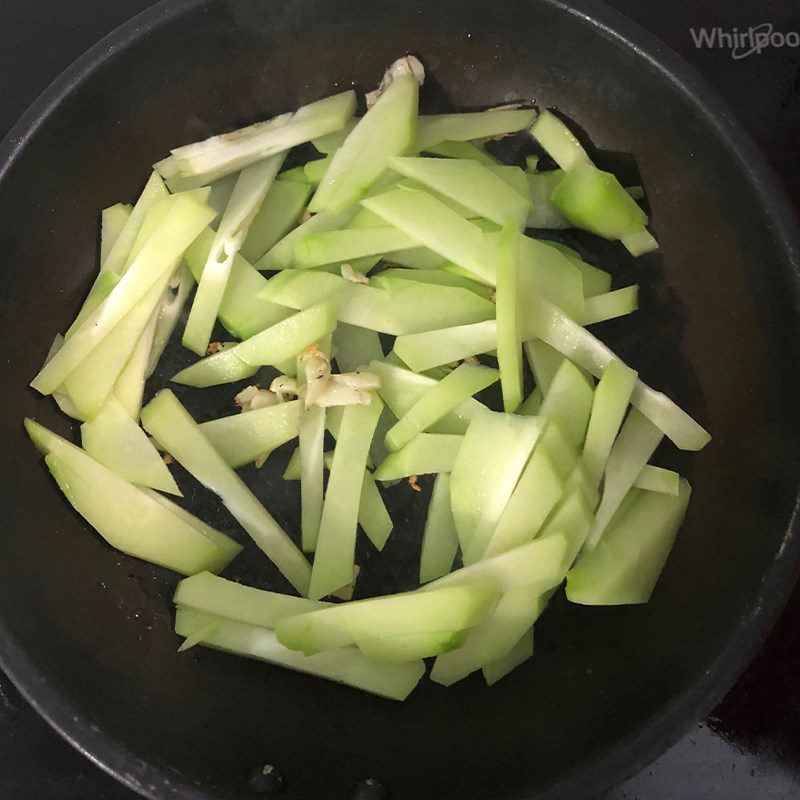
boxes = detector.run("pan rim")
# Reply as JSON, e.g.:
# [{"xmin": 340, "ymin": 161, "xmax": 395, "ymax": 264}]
[{"xmin": 1, "ymin": 1, "xmax": 799, "ymax": 799}]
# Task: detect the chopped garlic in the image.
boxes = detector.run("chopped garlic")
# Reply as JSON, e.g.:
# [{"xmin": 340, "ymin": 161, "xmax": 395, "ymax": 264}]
[
  {"xmin": 270, "ymin": 376, "xmax": 300, "ymax": 402},
  {"xmin": 366, "ymin": 55, "xmax": 425, "ymax": 108},
  {"xmin": 254, "ymin": 452, "xmax": 269, "ymax": 469},
  {"xmin": 408, "ymin": 475, "xmax": 422, "ymax": 492},
  {"xmin": 341, "ymin": 263, "xmax": 369, "ymax": 284},
  {"xmin": 235, "ymin": 385, "xmax": 280, "ymax": 413},
  {"xmin": 206, "ymin": 341, "xmax": 223, "ymax": 355}
]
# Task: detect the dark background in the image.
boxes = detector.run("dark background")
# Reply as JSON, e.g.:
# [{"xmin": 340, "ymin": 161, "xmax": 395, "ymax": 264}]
[{"xmin": 1, "ymin": 1, "xmax": 799, "ymax": 798}]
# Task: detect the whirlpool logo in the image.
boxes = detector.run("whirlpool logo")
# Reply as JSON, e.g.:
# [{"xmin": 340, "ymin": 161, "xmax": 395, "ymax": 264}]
[{"xmin": 690, "ymin": 22, "xmax": 800, "ymax": 59}]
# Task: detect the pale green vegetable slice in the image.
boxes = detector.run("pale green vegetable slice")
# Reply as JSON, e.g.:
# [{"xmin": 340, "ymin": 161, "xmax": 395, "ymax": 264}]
[
  {"xmin": 162, "ymin": 91, "xmax": 356, "ymax": 181},
  {"xmin": 140, "ymin": 390, "xmax": 312, "ymax": 594},
  {"xmin": 415, "ymin": 109, "xmax": 537, "ymax": 151},
  {"xmin": 276, "ymin": 580, "xmax": 499, "ymax": 655},
  {"xmin": 419, "ymin": 473, "xmax": 459, "ymax": 583},
  {"xmin": 332, "ymin": 324, "xmax": 383, "ymax": 373},
  {"xmin": 42, "ymin": 336, "xmax": 82, "ymax": 419},
  {"xmin": 310, "ymin": 75, "xmax": 419, "ymax": 212},
  {"xmin": 293, "ymin": 226, "xmax": 417, "ymax": 268},
  {"xmin": 184, "ymin": 228, "xmax": 293, "ymax": 340},
  {"xmin": 25, "ymin": 420, "xmax": 236, "ymax": 575},
  {"xmin": 563, "ymin": 459, "xmax": 600, "ymax": 510},
  {"xmin": 450, "ymin": 410, "xmax": 542, "ymax": 552},
  {"xmin": 368, "ymin": 360, "xmax": 486, "ymax": 435},
  {"xmin": 529, "ymin": 110, "xmax": 591, "ymax": 171},
  {"xmin": 175, "ymin": 572, "xmax": 326, "ymax": 626},
  {"xmin": 146, "ymin": 264, "xmax": 196, "ymax": 377},
  {"xmin": 378, "ymin": 267, "xmax": 494, "ymax": 299},
  {"xmin": 386, "ymin": 246, "xmax": 446, "ymax": 270},
  {"xmin": 538, "ymin": 359, "xmax": 594, "ymax": 448},
  {"xmin": 537, "ymin": 420, "xmax": 579, "ymax": 479},
  {"xmin": 430, "ymin": 588, "xmax": 546, "ymax": 686},
  {"xmin": 633, "ymin": 465, "xmax": 680, "ymax": 495},
  {"xmin": 32, "ymin": 192, "xmax": 215, "ymax": 395},
  {"xmin": 549, "ymin": 243, "xmax": 612, "ymax": 297},
  {"xmin": 311, "ymin": 119, "xmax": 358, "ymax": 153},
  {"xmin": 524, "ymin": 339, "xmax": 565, "ymax": 396},
  {"xmin": 422, "ymin": 140, "xmax": 498, "ymax": 165},
  {"xmin": 101, "ymin": 172, "xmax": 169, "ymax": 275},
  {"xmin": 308, "ymin": 394, "xmax": 384, "ymax": 599},
  {"xmin": 567, "ymin": 481, "xmax": 691, "ymax": 604},
  {"xmin": 525, "ymin": 295, "xmax": 711, "ymax": 450},
  {"xmin": 495, "ymin": 223, "xmax": 523, "ymax": 412},
  {"xmin": 584, "ymin": 408, "xmax": 664, "ymax": 550},
  {"xmin": 582, "ymin": 285, "xmax": 639, "ymax": 325},
  {"xmin": 525, "ymin": 155, "xmax": 540, "ymax": 173},
  {"xmin": 525, "ymin": 171, "xmax": 570, "ymax": 229},
  {"xmin": 175, "ymin": 607, "xmax": 423, "ymax": 701},
  {"xmin": 199, "ymin": 400, "xmax": 301, "ymax": 468},
  {"xmin": 184, "ymin": 154, "xmax": 285, "ymax": 355},
  {"xmin": 620, "ymin": 228, "xmax": 659, "ymax": 257},
  {"xmin": 482, "ymin": 438, "xmax": 564, "ymax": 558},
  {"xmin": 389, "ymin": 157, "xmax": 530, "ymax": 227},
  {"xmin": 112, "ymin": 308, "xmax": 158, "ymax": 418},
  {"xmin": 63, "ymin": 272, "xmax": 121, "ymax": 341},
  {"xmin": 537, "ymin": 487, "xmax": 595, "ymax": 568},
  {"xmin": 100, "ymin": 203, "xmax": 133, "ymax": 264},
  {"xmin": 372, "ymin": 433, "xmax": 463, "ymax": 481},
  {"xmin": 299, "ymin": 404, "xmax": 326, "ymax": 552},
  {"xmin": 516, "ymin": 387, "xmax": 543, "ymax": 416},
  {"xmin": 303, "ymin": 155, "xmax": 333, "ymax": 184},
  {"xmin": 172, "ymin": 300, "xmax": 339, "ymax": 387},
  {"xmin": 483, "ymin": 626, "xmax": 534, "ymax": 685},
  {"xmin": 80, "ymin": 395, "xmax": 180, "ymax": 495},
  {"xmin": 357, "ymin": 630, "xmax": 467, "ymax": 662},
  {"xmin": 394, "ymin": 320, "xmax": 497, "ymax": 373},
  {"xmin": 385, "ymin": 363, "xmax": 499, "ymax": 452},
  {"xmin": 582, "ymin": 360, "xmax": 638, "ymax": 486},
  {"xmin": 257, "ymin": 207, "xmax": 360, "ymax": 269},
  {"xmin": 239, "ymin": 180, "xmax": 312, "ymax": 263}
]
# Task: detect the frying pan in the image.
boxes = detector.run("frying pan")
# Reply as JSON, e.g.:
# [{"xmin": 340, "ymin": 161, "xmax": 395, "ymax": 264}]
[{"xmin": 1, "ymin": 1, "xmax": 800, "ymax": 798}]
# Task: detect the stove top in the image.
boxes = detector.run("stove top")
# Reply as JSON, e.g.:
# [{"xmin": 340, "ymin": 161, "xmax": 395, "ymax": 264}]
[{"xmin": 1, "ymin": 1, "xmax": 799, "ymax": 798}]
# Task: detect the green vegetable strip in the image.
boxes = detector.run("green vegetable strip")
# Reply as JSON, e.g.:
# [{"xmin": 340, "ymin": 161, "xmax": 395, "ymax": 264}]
[
  {"xmin": 582, "ymin": 360, "xmax": 638, "ymax": 486},
  {"xmin": 526, "ymin": 155, "xmax": 540, "ymax": 172},
  {"xmin": 545, "ymin": 242, "xmax": 612, "ymax": 297},
  {"xmin": 310, "ymin": 75, "xmax": 419, "ymax": 213},
  {"xmin": 386, "ymin": 246, "xmax": 446, "ymax": 270},
  {"xmin": 277, "ymin": 165, "xmax": 313, "ymax": 184},
  {"xmin": 199, "ymin": 401, "xmax": 301, "ymax": 468},
  {"xmin": 524, "ymin": 339, "xmax": 564, "ymax": 396},
  {"xmin": 184, "ymin": 154, "xmax": 285, "ymax": 355},
  {"xmin": 585, "ymin": 408, "xmax": 664, "ymax": 550},
  {"xmin": 140, "ymin": 390, "xmax": 312, "ymax": 594},
  {"xmin": 63, "ymin": 272, "xmax": 172, "ymax": 420},
  {"xmin": 277, "ymin": 581, "xmax": 499, "ymax": 654},
  {"xmin": 146, "ymin": 264, "xmax": 196, "ymax": 377},
  {"xmin": 175, "ymin": 572, "xmax": 327, "ymax": 626},
  {"xmin": 101, "ymin": 172, "xmax": 169, "ymax": 274},
  {"xmin": 25, "ymin": 420, "xmax": 235, "ymax": 575},
  {"xmin": 633, "ymin": 465, "xmax": 680, "ymax": 496},
  {"xmin": 450, "ymin": 410, "xmax": 541, "ymax": 551},
  {"xmin": 525, "ymin": 170, "xmax": 570, "ymax": 229},
  {"xmin": 311, "ymin": 119, "xmax": 357, "ymax": 154},
  {"xmin": 32, "ymin": 192, "xmax": 215, "ymax": 395},
  {"xmin": 368, "ymin": 360, "xmax": 485, "ymax": 435},
  {"xmin": 567, "ymin": 481, "xmax": 691, "ymax": 605},
  {"xmin": 461, "ymin": 415, "xmax": 545, "ymax": 565},
  {"xmin": 621, "ymin": 228, "xmax": 659, "ymax": 257},
  {"xmin": 525, "ymin": 296, "xmax": 711, "ymax": 450},
  {"xmin": 358, "ymin": 470, "xmax": 393, "ymax": 550},
  {"xmin": 430, "ymin": 588, "xmax": 546, "ymax": 686},
  {"xmin": 563, "ymin": 460, "xmax": 600, "ymax": 510},
  {"xmin": 495, "ymin": 223, "xmax": 524, "ymax": 412},
  {"xmin": 372, "ymin": 433, "xmax": 463, "ymax": 481},
  {"xmin": 239, "ymin": 180, "xmax": 312, "ymax": 264},
  {"xmin": 394, "ymin": 320, "xmax": 497, "ymax": 373},
  {"xmin": 529, "ymin": 110, "xmax": 591, "ymax": 171},
  {"xmin": 122, "ymin": 194, "xmax": 176, "ymax": 272},
  {"xmin": 61, "ymin": 272, "xmax": 120, "ymax": 343},
  {"xmin": 42, "ymin": 337, "xmax": 81, "ymax": 419},
  {"xmin": 175, "ymin": 607, "xmax": 424, "ymax": 701},
  {"xmin": 299, "ymin": 405, "xmax": 326, "ymax": 552},
  {"xmin": 389, "ymin": 157, "xmax": 530, "ymax": 227},
  {"xmin": 307, "ymin": 395, "xmax": 383, "ymax": 599},
  {"xmin": 80, "ymin": 394, "xmax": 180, "ymax": 495},
  {"xmin": 303, "ymin": 155, "xmax": 333, "ymax": 184},
  {"xmin": 100, "ymin": 203, "xmax": 133, "ymax": 265},
  {"xmin": 184, "ymin": 228, "xmax": 292, "ymax": 341},
  {"xmin": 422, "ymin": 140, "xmax": 499, "ymax": 165},
  {"xmin": 332, "ymin": 323, "xmax": 383, "ymax": 373},
  {"xmin": 537, "ymin": 421, "xmax": 579, "ymax": 480},
  {"xmin": 378, "ymin": 267, "xmax": 494, "ymax": 299},
  {"xmin": 483, "ymin": 626, "xmax": 534, "ymax": 685},
  {"xmin": 163, "ymin": 91, "xmax": 356, "ymax": 181},
  {"xmin": 293, "ymin": 226, "xmax": 418, "ymax": 269},
  {"xmin": 419, "ymin": 473, "xmax": 459, "ymax": 583},
  {"xmin": 363, "ymin": 187, "xmax": 496, "ymax": 283},
  {"xmin": 173, "ymin": 300, "xmax": 339, "ymax": 388},
  {"xmin": 257, "ymin": 206, "xmax": 360, "ymax": 269},
  {"xmin": 516, "ymin": 387, "xmax": 543, "ymax": 416},
  {"xmin": 538, "ymin": 488, "xmax": 595, "ymax": 570},
  {"xmin": 414, "ymin": 109, "xmax": 537, "ymax": 151},
  {"xmin": 482, "ymin": 440, "xmax": 563, "ymax": 558},
  {"xmin": 538, "ymin": 360, "xmax": 594, "ymax": 448},
  {"xmin": 113, "ymin": 308, "xmax": 158, "ymax": 418},
  {"xmin": 385, "ymin": 363, "xmax": 499, "ymax": 452}
]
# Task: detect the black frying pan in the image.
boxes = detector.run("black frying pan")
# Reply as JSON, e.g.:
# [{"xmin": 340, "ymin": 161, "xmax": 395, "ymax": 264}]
[{"xmin": 1, "ymin": 1, "xmax": 800, "ymax": 798}]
